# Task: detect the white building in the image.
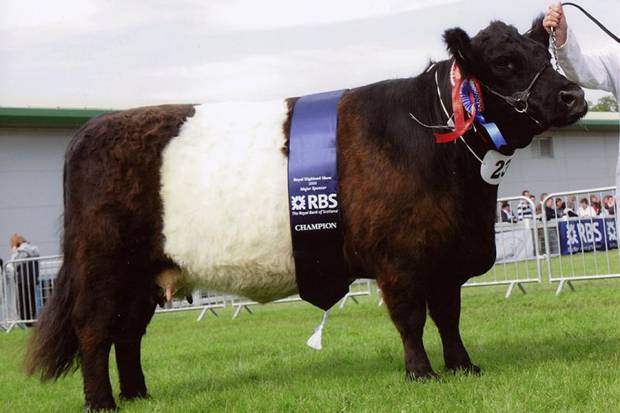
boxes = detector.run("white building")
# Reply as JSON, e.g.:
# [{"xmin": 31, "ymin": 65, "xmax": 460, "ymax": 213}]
[
  {"xmin": 0, "ymin": 108, "xmax": 618, "ymax": 260},
  {"xmin": 500, "ymin": 112, "xmax": 619, "ymax": 198}
]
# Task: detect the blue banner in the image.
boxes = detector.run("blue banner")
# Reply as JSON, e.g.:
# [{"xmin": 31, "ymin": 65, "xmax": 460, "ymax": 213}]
[
  {"xmin": 288, "ymin": 90, "xmax": 350, "ymax": 310},
  {"xmin": 558, "ymin": 218, "xmax": 618, "ymax": 255}
]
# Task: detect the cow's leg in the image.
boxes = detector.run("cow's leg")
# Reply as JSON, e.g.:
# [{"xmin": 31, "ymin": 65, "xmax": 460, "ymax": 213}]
[
  {"xmin": 379, "ymin": 275, "xmax": 435, "ymax": 379},
  {"xmin": 113, "ymin": 284, "xmax": 156, "ymax": 401},
  {"xmin": 427, "ymin": 281, "xmax": 480, "ymax": 374},
  {"xmin": 115, "ymin": 339, "xmax": 148, "ymax": 401},
  {"xmin": 76, "ymin": 320, "xmax": 116, "ymax": 411},
  {"xmin": 74, "ymin": 260, "xmax": 144, "ymax": 410}
]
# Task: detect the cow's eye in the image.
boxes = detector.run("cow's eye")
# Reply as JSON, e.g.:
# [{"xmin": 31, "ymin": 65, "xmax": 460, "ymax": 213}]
[{"xmin": 494, "ymin": 58, "xmax": 514, "ymax": 71}]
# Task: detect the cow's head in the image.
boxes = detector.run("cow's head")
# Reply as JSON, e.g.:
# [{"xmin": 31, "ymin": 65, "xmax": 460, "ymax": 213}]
[{"xmin": 443, "ymin": 16, "xmax": 587, "ymax": 153}]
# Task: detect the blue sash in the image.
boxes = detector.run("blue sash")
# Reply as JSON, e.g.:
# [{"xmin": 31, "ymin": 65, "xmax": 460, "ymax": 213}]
[{"xmin": 288, "ymin": 90, "xmax": 350, "ymax": 310}]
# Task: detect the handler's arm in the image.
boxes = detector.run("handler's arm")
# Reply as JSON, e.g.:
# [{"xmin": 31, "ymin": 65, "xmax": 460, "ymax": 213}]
[{"xmin": 556, "ymin": 30, "xmax": 619, "ymax": 93}]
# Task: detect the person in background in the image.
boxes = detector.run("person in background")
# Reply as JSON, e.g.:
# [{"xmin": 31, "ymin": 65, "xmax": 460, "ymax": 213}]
[
  {"xmin": 544, "ymin": 198, "xmax": 557, "ymax": 221},
  {"xmin": 577, "ymin": 198, "xmax": 596, "ymax": 217},
  {"xmin": 602, "ymin": 195, "xmax": 611, "ymax": 216},
  {"xmin": 605, "ymin": 195, "xmax": 616, "ymax": 216},
  {"xmin": 5, "ymin": 234, "xmax": 40, "ymax": 326},
  {"xmin": 555, "ymin": 197, "xmax": 566, "ymax": 219},
  {"xmin": 544, "ymin": 3, "xmax": 620, "ymax": 191},
  {"xmin": 565, "ymin": 195, "xmax": 578, "ymax": 217},
  {"xmin": 590, "ymin": 194, "xmax": 602, "ymax": 216},
  {"xmin": 517, "ymin": 190, "xmax": 534, "ymax": 221},
  {"xmin": 537, "ymin": 193, "xmax": 548, "ymax": 216},
  {"xmin": 500, "ymin": 201, "xmax": 516, "ymax": 223}
]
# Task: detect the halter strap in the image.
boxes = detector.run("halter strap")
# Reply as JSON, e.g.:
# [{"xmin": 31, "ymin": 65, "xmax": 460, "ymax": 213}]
[{"xmin": 481, "ymin": 64, "xmax": 549, "ymax": 125}]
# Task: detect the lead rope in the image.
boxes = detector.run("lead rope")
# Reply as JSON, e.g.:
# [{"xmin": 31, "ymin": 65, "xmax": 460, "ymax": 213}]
[
  {"xmin": 561, "ymin": 2, "xmax": 620, "ymax": 44},
  {"xmin": 550, "ymin": 3, "xmax": 620, "ymax": 72}
]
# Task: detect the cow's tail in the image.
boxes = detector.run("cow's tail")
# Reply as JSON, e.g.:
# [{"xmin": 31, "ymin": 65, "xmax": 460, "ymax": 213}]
[
  {"xmin": 25, "ymin": 156, "xmax": 80, "ymax": 380},
  {"xmin": 24, "ymin": 259, "xmax": 79, "ymax": 380}
]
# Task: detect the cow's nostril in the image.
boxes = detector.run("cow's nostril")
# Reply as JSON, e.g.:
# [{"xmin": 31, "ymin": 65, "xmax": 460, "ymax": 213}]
[{"xmin": 559, "ymin": 90, "xmax": 578, "ymax": 107}]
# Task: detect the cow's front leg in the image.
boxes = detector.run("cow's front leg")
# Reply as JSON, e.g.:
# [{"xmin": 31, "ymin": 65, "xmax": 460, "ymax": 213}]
[
  {"xmin": 379, "ymin": 274, "xmax": 435, "ymax": 379},
  {"xmin": 427, "ymin": 281, "xmax": 480, "ymax": 374}
]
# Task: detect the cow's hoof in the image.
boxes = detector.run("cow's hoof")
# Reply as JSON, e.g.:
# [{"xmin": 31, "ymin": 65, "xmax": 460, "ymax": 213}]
[
  {"xmin": 84, "ymin": 401, "xmax": 118, "ymax": 412},
  {"xmin": 446, "ymin": 363, "xmax": 481, "ymax": 376},
  {"xmin": 119, "ymin": 391, "xmax": 150, "ymax": 401},
  {"xmin": 406, "ymin": 369, "xmax": 438, "ymax": 381}
]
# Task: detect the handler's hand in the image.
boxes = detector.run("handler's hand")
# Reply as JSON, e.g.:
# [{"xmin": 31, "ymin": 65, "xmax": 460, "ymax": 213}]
[{"xmin": 543, "ymin": 2, "xmax": 568, "ymax": 47}]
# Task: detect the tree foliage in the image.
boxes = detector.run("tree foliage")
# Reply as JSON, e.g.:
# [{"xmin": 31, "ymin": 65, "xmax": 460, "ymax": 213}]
[{"xmin": 589, "ymin": 95, "xmax": 619, "ymax": 112}]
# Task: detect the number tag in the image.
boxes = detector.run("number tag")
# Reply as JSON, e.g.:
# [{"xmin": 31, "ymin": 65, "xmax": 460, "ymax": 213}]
[{"xmin": 480, "ymin": 150, "xmax": 514, "ymax": 185}]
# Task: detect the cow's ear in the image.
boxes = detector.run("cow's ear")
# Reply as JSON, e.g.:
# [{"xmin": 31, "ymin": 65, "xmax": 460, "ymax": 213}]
[
  {"xmin": 525, "ymin": 14, "xmax": 549, "ymax": 46},
  {"xmin": 443, "ymin": 27, "xmax": 479, "ymax": 77}
]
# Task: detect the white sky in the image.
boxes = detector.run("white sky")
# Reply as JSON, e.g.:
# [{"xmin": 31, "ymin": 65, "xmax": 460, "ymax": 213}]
[{"xmin": 1, "ymin": 0, "xmax": 618, "ymax": 108}]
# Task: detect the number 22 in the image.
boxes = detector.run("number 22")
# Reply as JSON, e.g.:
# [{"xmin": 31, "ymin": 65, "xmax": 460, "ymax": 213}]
[{"xmin": 491, "ymin": 159, "xmax": 511, "ymax": 179}]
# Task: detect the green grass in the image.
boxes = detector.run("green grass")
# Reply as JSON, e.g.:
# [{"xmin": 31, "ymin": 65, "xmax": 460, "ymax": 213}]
[{"xmin": 1, "ymin": 281, "xmax": 619, "ymax": 412}]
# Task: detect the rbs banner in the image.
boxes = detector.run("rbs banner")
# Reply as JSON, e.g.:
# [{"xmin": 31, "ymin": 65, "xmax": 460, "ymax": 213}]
[
  {"xmin": 287, "ymin": 90, "xmax": 350, "ymax": 310},
  {"xmin": 558, "ymin": 218, "xmax": 618, "ymax": 255}
]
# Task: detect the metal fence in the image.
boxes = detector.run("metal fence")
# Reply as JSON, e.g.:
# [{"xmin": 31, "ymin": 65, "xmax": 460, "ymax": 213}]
[
  {"xmin": 541, "ymin": 186, "xmax": 619, "ymax": 294},
  {"xmin": 463, "ymin": 196, "xmax": 543, "ymax": 297},
  {"xmin": 155, "ymin": 290, "xmax": 227, "ymax": 321},
  {"xmin": 1, "ymin": 255, "xmax": 63, "ymax": 332},
  {"xmin": 0, "ymin": 258, "xmax": 373, "ymax": 329},
  {"xmin": 229, "ymin": 279, "xmax": 374, "ymax": 319}
]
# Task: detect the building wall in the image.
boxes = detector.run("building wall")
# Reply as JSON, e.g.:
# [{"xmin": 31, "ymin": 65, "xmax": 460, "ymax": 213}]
[
  {"xmin": 499, "ymin": 130, "xmax": 618, "ymax": 199},
  {"xmin": 0, "ymin": 127, "xmax": 76, "ymax": 261}
]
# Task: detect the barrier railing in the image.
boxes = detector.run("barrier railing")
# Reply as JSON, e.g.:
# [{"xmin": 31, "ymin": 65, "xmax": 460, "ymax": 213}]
[
  {"xmin": 541, "ymin": 186, "xmax": 619, "ymax": 294},
  {"xmin": 338, "ymin": 279, "xmax": 372, "ymax": 309},
  {"xmin": 1, "ymin": 255, "xmax": 63, "ymax": 333},
  {"xmin": 229, "ymin": 279, "xmax": 373, "ymax": 319},
  {"xmin": 463, "ymin": 196, "xmax": 543, "ymax": 297},
  {"xmin": 230, "ymin": 294, "xmax": 302, "ymax": 319},
  {"xmin": 154, "ymin": 290, "xmax": 227, "ymax": 320}
]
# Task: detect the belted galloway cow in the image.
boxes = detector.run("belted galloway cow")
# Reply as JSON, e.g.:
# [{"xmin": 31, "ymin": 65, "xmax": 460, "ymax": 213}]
[{"xmin": 25, "ymin": 16, "xmax": 587, "ymax": 411}]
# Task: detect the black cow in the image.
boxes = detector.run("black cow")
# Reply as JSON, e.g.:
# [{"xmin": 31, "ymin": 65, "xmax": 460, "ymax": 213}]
[{"xmin": 25, "ymin": 16, "xmax": 586, "ymax": 411}]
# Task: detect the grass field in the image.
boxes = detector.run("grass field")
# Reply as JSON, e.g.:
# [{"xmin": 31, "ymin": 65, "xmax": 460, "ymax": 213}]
[{"xmin": 1, "ymin": 280, "xmax": 619, "ymax": 412}]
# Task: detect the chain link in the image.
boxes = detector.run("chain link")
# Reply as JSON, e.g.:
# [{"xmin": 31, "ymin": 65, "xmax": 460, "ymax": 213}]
[{"xmin": 550, "ymin": 28, "xmax": 561, "ymax": 72}]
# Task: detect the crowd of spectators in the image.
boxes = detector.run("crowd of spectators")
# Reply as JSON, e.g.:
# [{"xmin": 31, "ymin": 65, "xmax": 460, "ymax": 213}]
[{"xmin": 500, "ymin": 189, "xmax": 617, "ymax": 223}]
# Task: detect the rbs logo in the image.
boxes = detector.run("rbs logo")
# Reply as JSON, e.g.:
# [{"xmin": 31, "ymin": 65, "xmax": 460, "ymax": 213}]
[{"xmin": 290, "ymin": 194, "xmax": 338, "ymax": 211}]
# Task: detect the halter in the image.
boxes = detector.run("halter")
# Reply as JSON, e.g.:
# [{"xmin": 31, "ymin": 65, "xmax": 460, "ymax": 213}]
[{"xmin": 481, "ymin": 63, "xmax": 550, "ymax": 126}]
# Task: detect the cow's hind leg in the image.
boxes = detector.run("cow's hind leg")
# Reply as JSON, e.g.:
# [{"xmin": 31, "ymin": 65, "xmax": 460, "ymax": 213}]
[
  {"xmin": 113, "ymin": 289, "xmax": 156, "ymax": 401},
  {"xmin": 79, "ymin": 338, "xmax": 115, "ymax": 411},
  {"xmin": 427, "ymin": 281, "xmax": 480, "ymax": 374},
  {"xmin": 75, "ymin": 260, "xmax": 157, "ymax": 410},
  {"xmin": 379, "ymin": 274, "xmax": 435, "ymax": 379},
  {"xmin": 74, "ymin": 281, "xmax": 118, "ymax": 411}
]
